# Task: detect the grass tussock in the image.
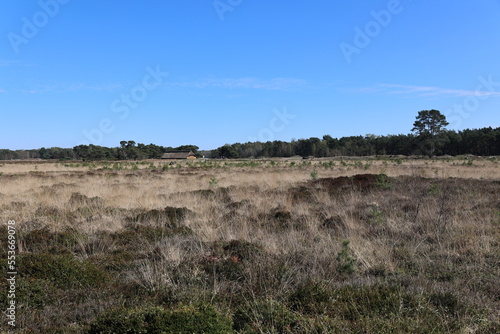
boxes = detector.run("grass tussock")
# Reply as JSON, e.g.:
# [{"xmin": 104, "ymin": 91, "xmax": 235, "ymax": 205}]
[{"xmin": 0, "ymin": 159, "xmax": 498, "ymax": 333}]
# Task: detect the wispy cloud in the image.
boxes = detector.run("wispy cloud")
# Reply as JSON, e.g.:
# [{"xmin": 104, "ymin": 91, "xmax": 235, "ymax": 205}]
[
  {"xmin": 8, "ymin": 77, "xmax": 307, "ymax": 94},
  {"xmin": 68, "ymin": 82, "xmax": 127, "ymax": 92},
  {"xmin": 13, "ymin": 82, "xmax": 128, "ymax": 94},
  {"xmin": 0, "ymin": 60, "xmax": 19, "ymax": 67},
  {"xmin": 171, "ymin": 77, "xmax": 308, "ymax": 91},
  {"xmin": 347, "ymin": 83, "xmax": 500, "ymax": 98}
]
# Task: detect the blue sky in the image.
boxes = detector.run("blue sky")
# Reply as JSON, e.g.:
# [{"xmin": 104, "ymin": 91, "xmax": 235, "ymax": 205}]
[{"xmin": 1, "ymin": 0, "xmax": 499, "ymax": 150}]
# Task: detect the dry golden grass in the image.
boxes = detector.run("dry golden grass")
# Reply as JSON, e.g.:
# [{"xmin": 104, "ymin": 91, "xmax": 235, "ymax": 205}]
[{"xmin": 0, "ymin": 157, "xmax": 498, "ymax": 333}]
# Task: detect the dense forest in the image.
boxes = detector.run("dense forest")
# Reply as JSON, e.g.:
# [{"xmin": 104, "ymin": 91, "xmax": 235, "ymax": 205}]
[{"xmin": 1, "ymin": 127, "xmax": 499, "ymax": 161}]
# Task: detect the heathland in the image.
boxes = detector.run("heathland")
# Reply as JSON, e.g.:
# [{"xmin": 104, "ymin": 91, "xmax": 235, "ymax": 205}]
[{"xmin": 0, "ymin": 157, "xmax": 499, "ymax": 333}]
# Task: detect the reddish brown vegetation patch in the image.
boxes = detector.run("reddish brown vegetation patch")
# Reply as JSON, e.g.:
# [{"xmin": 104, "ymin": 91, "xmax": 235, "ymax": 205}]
[
  {"xmin": 311, "ymin": 174, "xmax": 387, "ymax": 191},
  {"xmin": 290, "ymin": 174, "xmax": 391, "ymax": 204}
]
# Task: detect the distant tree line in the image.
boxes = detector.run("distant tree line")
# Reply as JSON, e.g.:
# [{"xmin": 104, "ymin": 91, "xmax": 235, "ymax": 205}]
[
  {"xmin": 213, "ymin": 126, "xmax": 500, "ymax": 159},
  {"xmin": 1, "ymin": 127, "xmax": 499, "ymax": 161},
  {"xmin": 0, "ymin": 141, "xmax": 200, "ymax": 161}
]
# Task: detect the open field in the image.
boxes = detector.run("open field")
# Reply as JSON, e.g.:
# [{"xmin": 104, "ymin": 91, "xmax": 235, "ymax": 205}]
[{"xmin": 1, "ymin": 157, "xmax": 499, "ymax": 333}]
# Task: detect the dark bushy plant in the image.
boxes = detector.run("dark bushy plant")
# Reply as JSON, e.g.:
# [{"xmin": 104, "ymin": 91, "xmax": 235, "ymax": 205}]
[
  {"xmin": 88, "ymin": 304, "xmax": 233, "ymax": 334},
  {"xmin": 18, "ymin": 253, "xmax": 109, "ymax": 289}
]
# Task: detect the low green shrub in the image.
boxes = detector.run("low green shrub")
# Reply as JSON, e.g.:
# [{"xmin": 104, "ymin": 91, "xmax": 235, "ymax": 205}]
[
  {"xmin": 16, "ymin": 277, "xmax": 58, "ymax": 309},
  {"xmin": 18, "ymin": 253, "xmax": 109, "ymax": 289},
  {"xmin": 375, "ymin": 173, "xmax": 392, "ymax": 189},
  {"xmin": 0, "ymin": 276, "xmax": 57, "ymax": 310},
  {"xmin": 336, "ymin": 240, "xmax": 357, "ymax": 275},
  {"xmin": 367, "ymin": 205, "xmax": 385, "ymax": 226},
  {"xmin": 88, "ymin": 304, "xmax": 233, "ymax": 334}
]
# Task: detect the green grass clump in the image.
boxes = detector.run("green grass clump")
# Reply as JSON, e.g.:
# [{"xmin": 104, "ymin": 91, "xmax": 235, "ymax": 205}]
[
  {"xmin": 88, "ymin": 304, "xmax": 233, "ymax": 334},
  {"xmin": 16, "ymin": 278, "xmax": 58, "ymax": 309},
  {"xmin": 18, "ymin": 253, "xmax": 109, "ymax": 289},
  {"xmin": 0, "ymin": 277, "xmax": 58, "ymax": 310}
]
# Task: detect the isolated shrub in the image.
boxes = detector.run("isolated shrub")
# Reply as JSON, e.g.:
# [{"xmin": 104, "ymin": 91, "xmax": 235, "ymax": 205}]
[
  {"xmin": 336, "ymin": 240, "xmax": 357, "ymax": 275},
  {"xmin": 366, "ymin": 205, "xmax": 385, "ymax": 226},
  {"xmin": 89, "ymin": 304, "xmax": 233, "ymax": 334},
  {"xmin": 18, "ymin": 253, "xmax": 109, "ymax": 289},
  {"xmin": 375, "ymin": 174, "xmax": 392, "ymax": 189}
]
